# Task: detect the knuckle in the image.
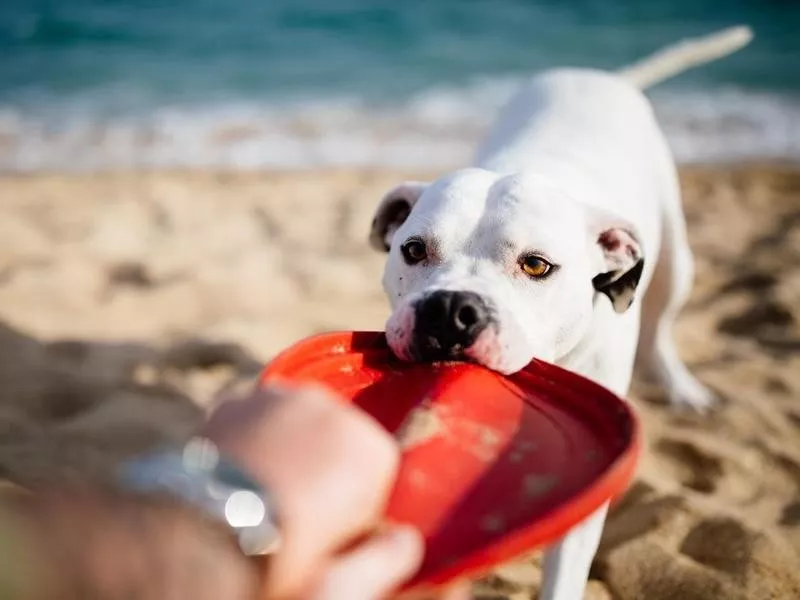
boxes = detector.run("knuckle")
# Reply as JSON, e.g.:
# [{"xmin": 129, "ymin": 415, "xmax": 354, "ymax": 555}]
[
  {"xmin": 342, "ymin": 410, "xmax": 399, "ymax": 474},
  {"xmin": 263, "ymin": 382, "xmax": 340, "ymax": 410},
  {"xmin": 321, "ymin": 410, "xmax": 400, "ymax": 510},
  {"xmin": 264, "ymin": 382, "xmax": 400, "ymax": 502}
]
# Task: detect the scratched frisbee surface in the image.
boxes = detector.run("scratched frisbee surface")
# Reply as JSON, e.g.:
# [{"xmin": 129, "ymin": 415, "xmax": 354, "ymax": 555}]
[{"xmin": 261, "ymin": 331, "xmax": 640, "ymax": 590}]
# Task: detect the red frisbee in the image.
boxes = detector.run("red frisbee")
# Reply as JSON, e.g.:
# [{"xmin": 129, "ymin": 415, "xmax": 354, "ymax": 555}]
[{"xmin": 260, "ymin": 331, "xmax": 640, "ymax": 592}]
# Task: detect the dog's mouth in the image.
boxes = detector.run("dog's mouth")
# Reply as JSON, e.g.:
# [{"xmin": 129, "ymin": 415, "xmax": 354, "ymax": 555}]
[
  {"xmin": 403, "ymin": 289, "xmax": 499, "ymax": 364},
  {"xmin": 409, "ymin": 338, "xmax": 479, "ymax": 363},
  {"xmin": 384, "ymin": 294, "xmax": 506, "ymax": 370},
  {"xmin": 402, "ymin": 324, "xmax": 502, "ymax": 371}
]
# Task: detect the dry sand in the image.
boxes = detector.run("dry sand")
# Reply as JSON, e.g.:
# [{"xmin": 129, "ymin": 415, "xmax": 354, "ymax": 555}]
[{"xmin": 1, "ymin": 165, "xmax": 799, "ymax": 598}]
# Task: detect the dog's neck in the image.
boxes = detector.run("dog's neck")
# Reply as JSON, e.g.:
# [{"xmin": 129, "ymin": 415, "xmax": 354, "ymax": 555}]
[{"xmin": 552, "ymin": 299, "xmax": 637, "ymax": 398}]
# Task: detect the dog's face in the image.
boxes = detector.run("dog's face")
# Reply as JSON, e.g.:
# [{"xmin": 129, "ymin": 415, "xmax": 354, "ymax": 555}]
[{"xmin": 370, "ymin": 168, "xmax": 644, "ymax": 374}]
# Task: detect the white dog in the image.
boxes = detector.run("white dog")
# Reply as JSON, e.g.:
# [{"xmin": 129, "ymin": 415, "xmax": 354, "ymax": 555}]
[
  {"xmin": 369, "ymin": 26, "xmax": 752, "ymax": 599},
  {"xmin": 370, "ymin": 26, "xmax": 752, "ymax": 410}
]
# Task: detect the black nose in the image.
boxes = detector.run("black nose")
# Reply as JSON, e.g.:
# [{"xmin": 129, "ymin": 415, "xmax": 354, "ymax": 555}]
[{"xmin": 414, "ymin": 290, "xmax": 490, "ymax": 358}]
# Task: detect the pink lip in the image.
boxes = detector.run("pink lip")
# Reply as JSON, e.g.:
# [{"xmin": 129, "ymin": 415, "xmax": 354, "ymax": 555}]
[
  {"xmin": 465, "ymin": 327, "xmax": 502, "ymax": 368},
  {"xmin": 388, "ymin": 304, "xmax": 503, "ymax": 369},
  {"xmin": 385, "ymin": 303, "xmax": 417, "ymax": 361}
]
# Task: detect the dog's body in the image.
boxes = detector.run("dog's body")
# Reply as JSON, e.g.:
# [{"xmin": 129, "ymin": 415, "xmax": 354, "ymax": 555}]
[
  {"xmin": 472, "ymin": 66, "xmax": 710, "ymax": 405},
  {"xmin": 369, "ymin": 27, "xmax": 752, "ymax": 598},
  {"xmin": 370, "ymin": 27, "xmax": 752, "ymax": 411},
  {"xmin": 472, "ymin": 68, "xmax": 672, "ymax": 399}
]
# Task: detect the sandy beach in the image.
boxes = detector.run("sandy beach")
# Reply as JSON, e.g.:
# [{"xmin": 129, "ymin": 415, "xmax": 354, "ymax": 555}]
[{"xmin": 1, "ymin": 165, "xmax": 799, "ymax": 598}]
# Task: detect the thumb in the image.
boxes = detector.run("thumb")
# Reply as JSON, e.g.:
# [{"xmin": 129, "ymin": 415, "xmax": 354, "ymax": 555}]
[{"xmin": 309, "ymin": 525, "xmax": 424, "ymax": 600}]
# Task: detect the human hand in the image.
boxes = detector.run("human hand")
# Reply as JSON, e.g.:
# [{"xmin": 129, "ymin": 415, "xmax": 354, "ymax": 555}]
[{"xmin": 203, "ymin": 383, "xmax": 468, "ymax": 600}]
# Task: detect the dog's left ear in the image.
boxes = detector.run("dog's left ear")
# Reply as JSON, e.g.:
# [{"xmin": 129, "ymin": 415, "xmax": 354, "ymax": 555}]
[
  {"xmin": 369, "ymin": 181, "xmax": 428, "ymax": 252},
  {"xmin": 590, "ymin": 217, "xmax": 645, "ymax": 314}
]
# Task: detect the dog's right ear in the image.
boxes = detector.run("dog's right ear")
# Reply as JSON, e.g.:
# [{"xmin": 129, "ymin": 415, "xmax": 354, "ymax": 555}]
[{"xmin": 368, "ymin": 181, "xmax": 427, "ymax": 252}]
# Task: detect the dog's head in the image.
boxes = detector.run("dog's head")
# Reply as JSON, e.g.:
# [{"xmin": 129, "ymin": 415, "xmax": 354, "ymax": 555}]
[{"xmin": 369, "ymin": 168, "xmax": 644, "ymax": 374}]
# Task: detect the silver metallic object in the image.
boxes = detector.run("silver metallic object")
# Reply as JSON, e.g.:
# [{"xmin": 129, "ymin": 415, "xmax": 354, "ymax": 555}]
[{"xmin": 120, "ymin": 437, "xmax": 281, "ymax": 556}]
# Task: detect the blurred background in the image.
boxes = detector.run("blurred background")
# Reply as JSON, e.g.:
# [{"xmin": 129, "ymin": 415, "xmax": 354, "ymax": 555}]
[
  {"xmin": 1, "ymin": 0, "xmax": 799, "ymax": 170},
  {"xmin": 1, "ymin": 3, "xmax": 800, "ymax": 599}
]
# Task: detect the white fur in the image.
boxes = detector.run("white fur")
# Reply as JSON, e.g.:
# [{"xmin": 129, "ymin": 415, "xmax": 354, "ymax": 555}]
[
  {"xmin": 371, "ymin": 27, "xmax": 751, "ymax": 600},
  {"xmin": 374, "ymin": 26, "xmax": 752, "ymax": 407},
  {"xmin": 378, "ymin": 72, "xmax": 704, "ymax": 404}
]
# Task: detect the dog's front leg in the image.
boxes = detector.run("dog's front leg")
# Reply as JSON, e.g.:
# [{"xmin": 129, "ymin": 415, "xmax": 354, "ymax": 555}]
[{"xmin": 539, "ymin": 502, "xmax": 609, "ymax": 600}]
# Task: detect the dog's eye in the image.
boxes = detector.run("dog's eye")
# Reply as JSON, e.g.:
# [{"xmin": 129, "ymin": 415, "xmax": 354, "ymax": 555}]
[
  {"xmin": 520, "ymin": 255, "xmax": 553, "ymax": 278},
  {"xmin": 401, "ymin": 239, "xmax": 428, "ymax": 265}
]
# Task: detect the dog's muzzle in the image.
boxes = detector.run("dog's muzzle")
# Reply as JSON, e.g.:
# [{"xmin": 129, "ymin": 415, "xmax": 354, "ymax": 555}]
[{"xmin": 413, "ymin": 290, "xmax": 492, "ymax": 360}]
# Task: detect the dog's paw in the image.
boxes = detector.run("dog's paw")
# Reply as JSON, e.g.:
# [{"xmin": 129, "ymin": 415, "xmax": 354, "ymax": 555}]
[{"xmin": 666, "ymin": 375, "xmax": 718, "ymax": 413}]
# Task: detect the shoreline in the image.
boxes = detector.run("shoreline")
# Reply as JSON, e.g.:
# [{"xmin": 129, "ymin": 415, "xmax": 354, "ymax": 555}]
[{"xmin": 1, "ymin": 159, "xmax": 800, "ymax": 179}]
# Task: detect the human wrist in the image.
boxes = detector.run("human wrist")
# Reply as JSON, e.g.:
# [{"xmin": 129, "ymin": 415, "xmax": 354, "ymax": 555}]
[
  {"xmin": 120, "ymin": 437, "xmax": 281, "ymax": 557},
  {"xmin": 0, "ymin": 500, "xmax": 48, "ymax": 600},
  {"xmin": 15, "ymin": 486, "xmax": 260, "ymax": 600}
]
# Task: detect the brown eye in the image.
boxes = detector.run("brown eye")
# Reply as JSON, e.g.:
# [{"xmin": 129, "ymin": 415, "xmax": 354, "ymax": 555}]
[
  {"xmin": 401, "ymin": 238, "xmax": 427, "ymax": 264},
  {"xmin": 520, "ymin": 255, "xmax": 553, "ymax": 278}
]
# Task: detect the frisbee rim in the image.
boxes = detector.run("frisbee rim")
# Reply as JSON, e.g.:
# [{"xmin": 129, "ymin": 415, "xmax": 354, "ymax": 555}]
[{"xmin": 259, "ymin": 330, "xmax": 641, "ymax": 591}]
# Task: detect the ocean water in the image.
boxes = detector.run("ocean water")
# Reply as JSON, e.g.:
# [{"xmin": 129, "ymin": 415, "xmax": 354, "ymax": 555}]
[{"xmin": 0, "ymin": 0, "xmax": 798, "ymax": 171}]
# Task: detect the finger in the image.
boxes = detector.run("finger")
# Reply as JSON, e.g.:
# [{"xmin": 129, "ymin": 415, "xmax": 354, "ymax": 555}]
[
  {"xmin": 309, "ymin": 526, "xmax": 424, "ymax": 600},
  {"xmin": 203, "ymin": 385, "xmax": 401, "ymax": 598}
]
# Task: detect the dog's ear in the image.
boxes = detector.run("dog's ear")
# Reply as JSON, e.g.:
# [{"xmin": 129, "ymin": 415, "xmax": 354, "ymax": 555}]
[
  {"xmin": 590, "ymin": 218, "xmax": 645, "ymax": 314},
  {"xmin": 369, "ymin": 181, "xmax": 427, "ymax": 252}
]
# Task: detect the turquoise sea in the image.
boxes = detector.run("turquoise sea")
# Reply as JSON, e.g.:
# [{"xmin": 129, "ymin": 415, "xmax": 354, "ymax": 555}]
[{"xmin": 1, "ymin": 0, "xmax": 798, "ymax": 170}]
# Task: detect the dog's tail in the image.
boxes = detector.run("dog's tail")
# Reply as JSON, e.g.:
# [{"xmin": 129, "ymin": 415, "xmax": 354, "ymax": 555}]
[{"xmin": 617, "ymin": 25, "xmax": 753, "ymax": 90}]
